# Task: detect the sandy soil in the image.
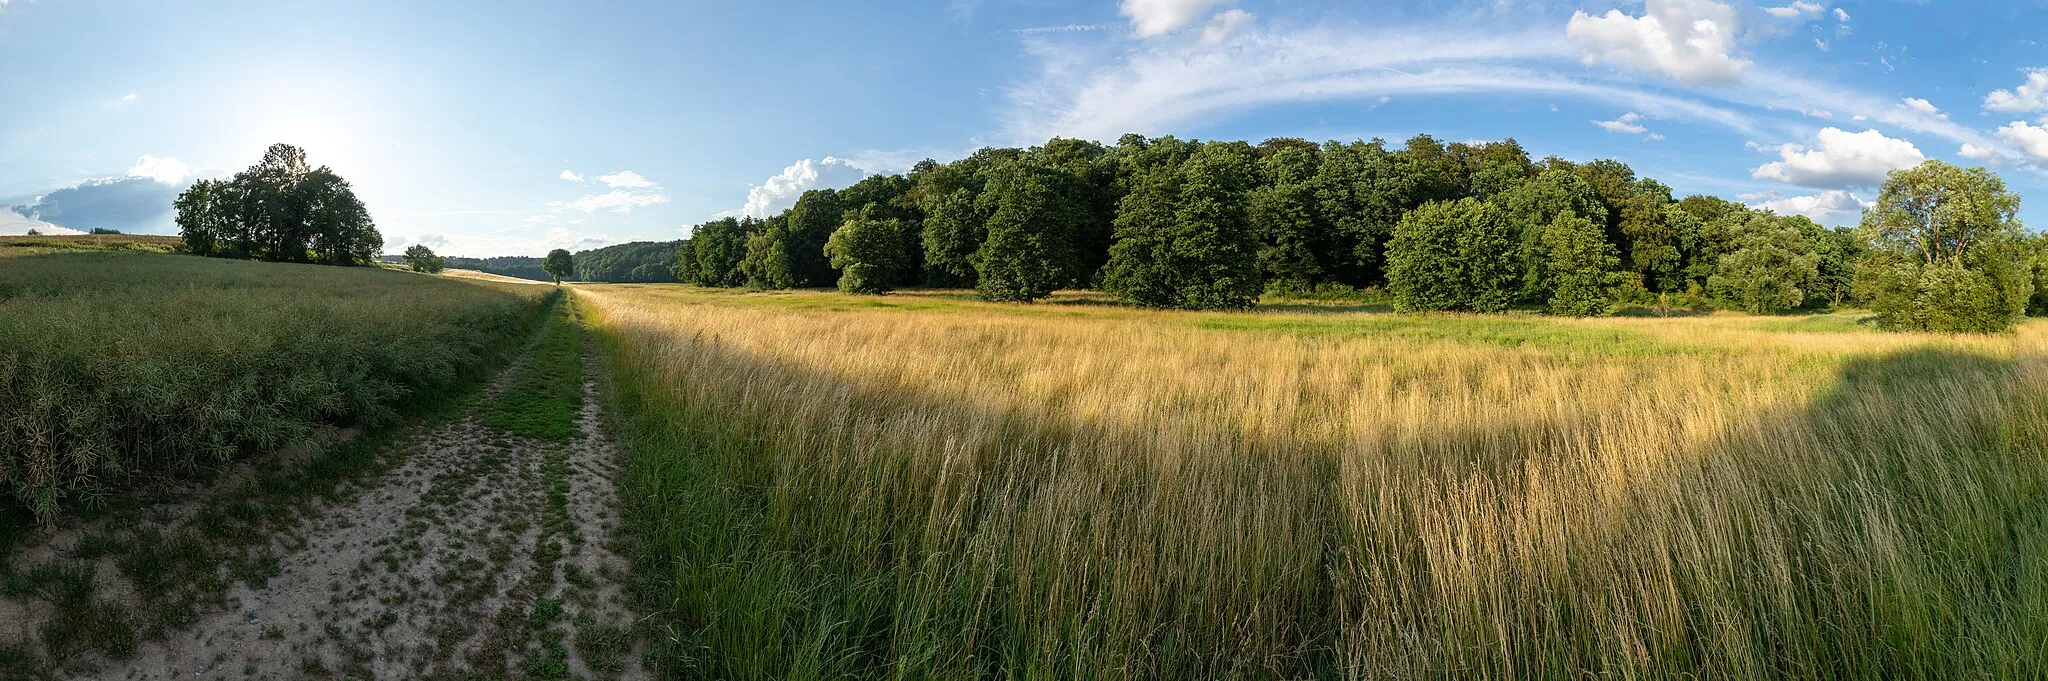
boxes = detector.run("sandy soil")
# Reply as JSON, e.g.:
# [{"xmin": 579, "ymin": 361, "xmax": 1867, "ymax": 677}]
[{"xmin": 59, "ymin": 342, "xmax": 647, "ymax": 680}]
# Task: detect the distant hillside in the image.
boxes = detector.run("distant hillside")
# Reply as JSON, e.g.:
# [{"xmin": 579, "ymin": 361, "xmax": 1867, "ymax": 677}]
[
  {"xmin": 572, "ymin": 241, "xmax": 681, "ymax": 283},
  {"xmin": 406, "ymin": 241, "xmax": 680, "ymax": 283},
  {"xmin": 443, "ymin": 255, "xmax": 550, "ymax": 282}
]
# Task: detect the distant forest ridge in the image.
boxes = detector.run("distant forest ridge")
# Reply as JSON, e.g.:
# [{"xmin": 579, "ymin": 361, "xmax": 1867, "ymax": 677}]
[{"xmin": 383, "ymin": 240, "xmax": 682, "ymax": 283}]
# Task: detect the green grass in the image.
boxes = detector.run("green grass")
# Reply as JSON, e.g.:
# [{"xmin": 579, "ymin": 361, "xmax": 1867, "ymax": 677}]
[
  {"xmin": 0, "ymin": 251, "xmax": 559, "ymax": 677},
  {"xmin": 0, "ymin": 251, "xmax": 553, "ymax": 522},
  {"xmin": 1759, "ymin": 311, "xmax": 1885, "ymax": 333},
  {"xmin": 1186, "ymin": 311, "xmax": 1686, "ymax": 355},
  {"xmin": 0, "ymin": 233, "xmax": 184, "ymax": 256},
  {"xmin": 484, "ymin": 299, "xmax": 584, "ymax": 440}
]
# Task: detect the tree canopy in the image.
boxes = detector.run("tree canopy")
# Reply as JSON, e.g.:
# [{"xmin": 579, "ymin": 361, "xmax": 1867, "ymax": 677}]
[
  {"xmin": 543, "ymin": 249, "xmax": 574, "ymax": 284},
  {"xmin": 403, "ymin": 245, "xmax": 446, "ymax": 274},
  {"xmin": 1855, "ymin": 160, "xmax": 2034, "ymax": 332},
  {"xmin": 177, "ymin": 143, "xmax": 382, "ymax": 266}
]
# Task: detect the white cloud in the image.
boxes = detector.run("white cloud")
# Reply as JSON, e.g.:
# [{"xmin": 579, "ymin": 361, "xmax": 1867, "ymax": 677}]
[
  {"xmin": 537, "ymin": 171, "xmax": 669, "ymax": 214},
  {"xmin": 1984, "ymin": 69, "xmax": 2048, "ymax": 113},
  {"xmin": 1765, "ymin": 2, "xmax": 1823, "ymax": 20},
  {"xmin": 551, "ymin": 190, "xmax": 669, "ymax": 213},
  {"xmin": 1752, "ymin": 127, "xmax": 1925, "ymax": 188},
  {"xmin": 1732, "ymin": 68, "xmax": 1998, "ymax": 152},
  {"xmin": 125, "ymin": 155, "xmax": 191, "ymax": 184},
  {"xmin": 104, "ymin": 93, "xmax": 138, "ymax": 108},
  {"xmin": 1900, "ymin": 97, "xmax": 1945, "ymax": 118},
  {"xmin": 597, "ymin": 170, "xmax": 655, "ymax": 189},
  {"xmin": 1120, "ymin": 0, "xmax": 1234, "ymax": 38},
  {"xmin": 1004, "ymin": 22, "xmax": 1767, "ymax": 143},
  {"xmin": 1743, "ymin": 189, "xmax": 1868, "ymax": 225},
  {"xmin": 1200, "ymin": 9, "xmax": 1254, "ymax": 45},
  {"xmin": 1958, "ymin": 143, "xmax": 1999, "ymax": 164},
  {"xmin": 0, "ymin": 210, "xmax": 80, "ymax": 236},
  {"xmin": 740, "ymin": 157, "xmax": 874, "ymax": 219},
  {"xmin": 1594, "ymin": 111, "xmax": 1649, "ymax": 134},
  {"xmin": 1566, "ymin": 0, "xmax": 1749, "ymax": 85},
  {"xmin": 1813, "ymin": 38, "xmax": 1828, "ymax": 52},
  {"xmin": 1996, "ymin": 121, "xmax": 2048, "ymax": 160},
  {"xmin": 1833, "ymin": 8, "xmax": 1850, "ymax": 22},
  {"xmin": 1011, "ymin": 24, "xmax": 1119, "ymax": 35}
]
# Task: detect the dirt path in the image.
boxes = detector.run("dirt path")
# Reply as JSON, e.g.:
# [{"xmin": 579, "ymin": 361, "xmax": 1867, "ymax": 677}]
[{"xmin": 75, "ymin": 318, "xmax": 648, "ymax": 680}]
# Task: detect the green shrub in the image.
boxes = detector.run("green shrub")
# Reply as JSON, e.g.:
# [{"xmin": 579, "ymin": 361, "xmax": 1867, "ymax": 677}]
[{"xmin": 1858, "ymin": 254, "xmax": 2033, "ymax": 333}]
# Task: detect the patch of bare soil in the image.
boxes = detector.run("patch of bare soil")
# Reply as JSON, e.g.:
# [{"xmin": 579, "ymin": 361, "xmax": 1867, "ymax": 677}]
[{"xmin": 26, "ymin": 334, "xmax": 647, "ymax": 680}]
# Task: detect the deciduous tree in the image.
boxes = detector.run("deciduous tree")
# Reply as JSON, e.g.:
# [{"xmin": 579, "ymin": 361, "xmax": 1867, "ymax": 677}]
[
  {"xmin": 1854, "ymin": 160, "xmax": 2032, "ymax": 332},
  {"xmin": 1543, "ymin": 210, "xmax": 1621, "ymax": 316},
  {"xmin": 543, "ymin": 249, "xmax": 574, "ymax": 284},
  {"xmin": 826, "ymin": 208, "xmax": 909, "ymax": 294}
]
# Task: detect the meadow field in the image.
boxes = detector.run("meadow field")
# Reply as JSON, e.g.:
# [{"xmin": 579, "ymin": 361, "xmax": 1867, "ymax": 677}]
[
  {"xmin": 0, "ymin": 243, "xmax": 554, "ymax": 520},
  {"xmin": 583, "ymin": 285, "xmax": 2048, "ymax": 680}
]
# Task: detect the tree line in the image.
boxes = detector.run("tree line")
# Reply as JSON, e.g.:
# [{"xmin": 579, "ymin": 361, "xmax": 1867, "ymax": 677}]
[{"xmin": 675, "ymin": 134, "xmax": 2046, "ymax": 332}]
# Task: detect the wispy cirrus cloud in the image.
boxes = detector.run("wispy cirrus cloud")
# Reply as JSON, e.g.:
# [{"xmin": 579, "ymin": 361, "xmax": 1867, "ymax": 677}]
[{"xmin": 1001, "ymin": 20, "xmax": 1767, "ymax": 144}]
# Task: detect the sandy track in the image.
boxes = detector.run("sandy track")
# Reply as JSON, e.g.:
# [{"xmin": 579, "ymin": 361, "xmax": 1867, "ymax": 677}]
[{"xmin": 82, "ymin": 334, "xmax": 647, "ymax": 680}]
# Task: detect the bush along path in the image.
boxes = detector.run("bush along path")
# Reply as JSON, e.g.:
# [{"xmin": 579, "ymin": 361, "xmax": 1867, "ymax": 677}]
[{"xmin": 3, "ymin": 297, "xmax": 649, "ymax": 680}]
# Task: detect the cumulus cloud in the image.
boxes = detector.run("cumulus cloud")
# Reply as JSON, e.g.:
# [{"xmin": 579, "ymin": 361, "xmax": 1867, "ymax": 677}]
[
  {"xmin": 1996, "ymin": 121, "xmax": 2048, "ymax": 160},
  {"xmin": 1200, "ymin": 9, "xmax": 1254, "ymax": 44},
  {"xmin": 1984, "ymin": 69, "xmax": 2048, "ymax": 113},
  {"xmin": 1833, "ymin": 8, "xmax": 1849, "ymax": 21},
  {"xmin": 559, "ymin": 170, "xmax": 585, "ymax": 183},
  {"xmin": 1594, "ymin": 111, "xmax": 1650, "ymax": 134},
  {"xmin": 125, "ymin": 155, "xmax": 192, "ymax": 184},
  {"xmin": 1120, "ymin": 0, "xmax": 1234, "ymax": 38},
  {"xmin": 597, "ymin": 170, "xmax": 655, "ymax": 189},
  {"xmin": 10, "ymin": 177, "xmax": 182, "ymax": 233},
  {"xmin": 1752, "ymin": 128, "xmax": 1925, "ymax": 188},
  {"xmin": 0, "ymin": 210, "xmax": 78, "ymax": 236},
  {"xmin": 1566, "ymin": 0, "xmax": 1749, "ymax": 85},
  {"xmin": 1958, "ymin": 143, "xmax": 2000, "ymax": 163},
  {"xmin": 740, "ymin": 157, "xmax": 874, "ymax": 219},
  {"xmin": 1742, "ymin": 189, "xmax": 1868, "ymax": 225}
]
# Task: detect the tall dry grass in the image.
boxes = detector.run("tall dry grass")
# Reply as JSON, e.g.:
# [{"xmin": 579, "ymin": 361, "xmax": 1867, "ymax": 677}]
[{"xmin": 583, "ymin": 287, "xmax": 2048, "ymax": 680}]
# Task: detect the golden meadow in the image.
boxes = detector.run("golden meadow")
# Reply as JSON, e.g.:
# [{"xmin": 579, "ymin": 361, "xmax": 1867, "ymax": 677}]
[{"xmin": 582, "ymin": 285, "xmax": 2048, "ymax": 680}]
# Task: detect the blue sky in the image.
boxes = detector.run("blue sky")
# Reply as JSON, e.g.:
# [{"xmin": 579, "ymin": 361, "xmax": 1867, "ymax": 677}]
[{"xmin": 4, "ymin": 0, "xmax": 2048, "ymax": 255}]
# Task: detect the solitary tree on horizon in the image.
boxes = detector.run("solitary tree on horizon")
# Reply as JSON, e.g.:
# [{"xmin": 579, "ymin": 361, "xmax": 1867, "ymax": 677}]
[{"xmin": 544, "ymin": 249, "xmax": 574, "ymax": 284}]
